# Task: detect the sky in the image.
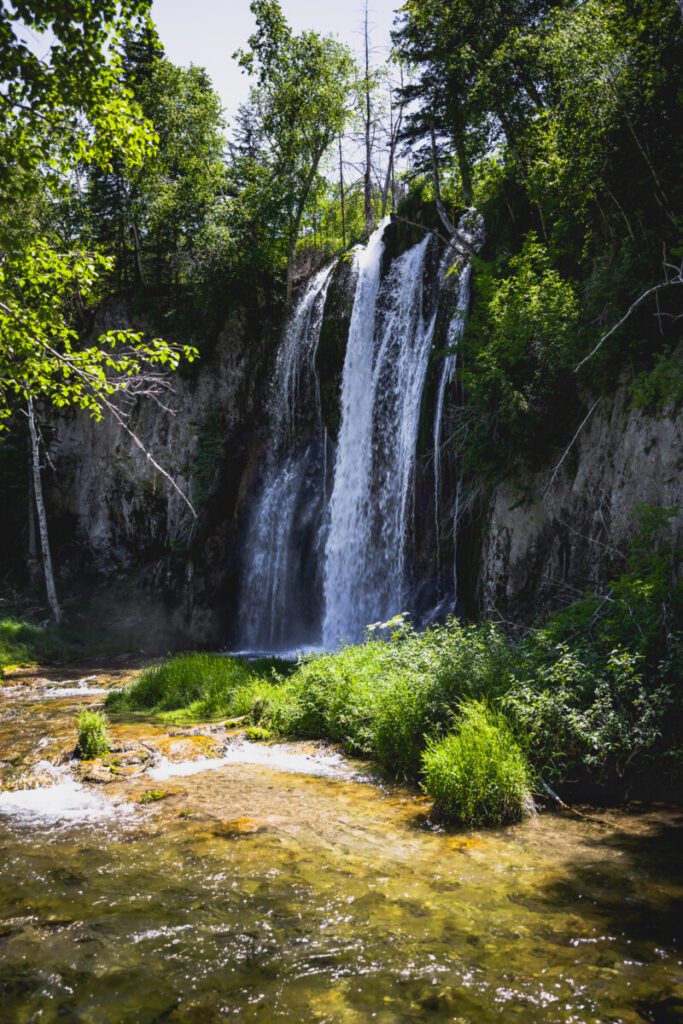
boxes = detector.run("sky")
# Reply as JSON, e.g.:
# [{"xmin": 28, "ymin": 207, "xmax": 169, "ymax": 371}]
[{"xmin": 151, "ymin": 0, "xmax": 401, "ymax": 123}]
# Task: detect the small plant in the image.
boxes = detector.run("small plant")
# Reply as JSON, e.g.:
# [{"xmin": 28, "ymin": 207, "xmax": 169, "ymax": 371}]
[
  {"xmin": 76, "ymin": 709, "xmax": 109, "ymax": 759},
  {"xmin": 421, "ymin": 701, "xmax": 534, "ymax": 827},
  {"xmin": 244, "ymin": 725, "xmax": 273, "ymax": 742}
]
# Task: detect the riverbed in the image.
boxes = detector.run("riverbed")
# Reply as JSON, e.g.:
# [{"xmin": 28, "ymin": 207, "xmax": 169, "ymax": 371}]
[{"xmin": 1, "ymin": 668, "xmax": 681, "ymax": 1023}]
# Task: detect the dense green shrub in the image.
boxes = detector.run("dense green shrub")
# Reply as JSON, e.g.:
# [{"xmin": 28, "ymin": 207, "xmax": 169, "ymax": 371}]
[
  {"xmin": 504, "ymin": 506, "xmax": 682, "ymax": 784},
  {"xmin": 77, "ymin": 709, "xmax": 109, "ymax": 759},
  {"xmin": 421, "ymin": 701, "xmax": 534, "ymax": 826},
  {"xmin": 257, "ymin": 621, "xmax": 517, "ymax": 777}
]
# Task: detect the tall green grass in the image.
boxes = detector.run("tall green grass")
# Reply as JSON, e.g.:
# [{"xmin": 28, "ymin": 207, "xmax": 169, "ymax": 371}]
[
  {"xmin": 105, "ymin": 652, "xmax": 285, "ymax": 722},
  {"xmin": 421, "ymin": 701, "xmax": 533, "ymax": 826},
  {"xmin": 0, "ymin": 615, "xmax": 75, "ymax": 675}
]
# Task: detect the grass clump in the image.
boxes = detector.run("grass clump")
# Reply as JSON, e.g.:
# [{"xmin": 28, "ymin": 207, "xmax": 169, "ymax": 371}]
[
  {"xmin": 76, "ymin": 709, "xmax": 109, "ymax": 759},
  {"xmin": 139, "ymin": 789, "xmax": 170, "ymax": 804},
  {"xmin": 421, "ymin": 701, "xmax": 534, "ymax": 826},
  {"xmin": 106, "ymin": 652, "xmax": 285, "ymax": 721}
]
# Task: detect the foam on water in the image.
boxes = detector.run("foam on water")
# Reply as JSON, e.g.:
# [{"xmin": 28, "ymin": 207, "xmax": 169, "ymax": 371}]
[
  {"xmin": 1, "ymin": 676, "xmax": 109, "ymax": 699},
  {"xmin": 148, "ymin": 741, "xmax": 366, "ymax": 782},
  {"xmin": 0, "ymin": 765, "xmax": 133, "ymax": 826}
]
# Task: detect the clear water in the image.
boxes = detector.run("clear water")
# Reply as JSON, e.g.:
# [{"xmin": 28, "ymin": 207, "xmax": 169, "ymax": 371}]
[{"xmin": 1, "ymin": 669, "xmax": 682, "ymax": 1023}]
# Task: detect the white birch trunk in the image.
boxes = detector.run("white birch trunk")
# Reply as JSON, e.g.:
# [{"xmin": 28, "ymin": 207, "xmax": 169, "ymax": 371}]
[{"xmin": 27, "ymin": 398, "xmax": 62, "ymax": 623}]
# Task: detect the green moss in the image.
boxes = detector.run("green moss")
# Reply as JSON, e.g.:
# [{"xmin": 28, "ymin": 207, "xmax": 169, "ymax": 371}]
[
  {"xmin": 244, "ymin": 725, "xmax": 273, "ymax": 742},
  {"xmin": 139, "ymin": 789, "xmax": 171, "ymax": 804},
  {"xmin": 421, "ymin": 701, "xmax": 533, "ymax": 826}
]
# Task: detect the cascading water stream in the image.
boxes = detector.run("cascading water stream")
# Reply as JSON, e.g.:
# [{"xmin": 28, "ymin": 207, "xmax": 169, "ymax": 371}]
[
  {"xmin": 238, "ymin": 265, "xmax": 334, "ymax": 650},
  {"xmin": 322, "ymin": 228, "xmax": 436, "ymax": 646},
  {"xmin": 238, "ymin": 211, "xmax": 482, "ymax": 650},
  {"xmin": 433, "ymin": 261, "xmax": 473, "ymax": 571}
]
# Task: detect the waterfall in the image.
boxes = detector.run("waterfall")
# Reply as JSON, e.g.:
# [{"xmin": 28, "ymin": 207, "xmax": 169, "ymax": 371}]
[
  {"xmin": 433, "ymin": 261, "xmax": 473, "ymax": 570},
  {"xmin": 322, "ymin": 228, "xmax": 435, "ymax": 646},
  {"xmin": 239, "ymin": 265, "xmax": 333, "ymax": 650},
  {"xmin": 237, "ymin": 210, "xmax": 482, "ymax": 651}
]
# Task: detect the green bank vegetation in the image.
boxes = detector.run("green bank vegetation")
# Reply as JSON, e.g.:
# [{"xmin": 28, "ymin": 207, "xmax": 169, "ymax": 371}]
[
  {"xmin": 107, "ymin": 507, "xmax": 683, "ymax": 824},
  {"xmin": 0, "ymin": 615, "xmax": 76, "ymax": 676}
]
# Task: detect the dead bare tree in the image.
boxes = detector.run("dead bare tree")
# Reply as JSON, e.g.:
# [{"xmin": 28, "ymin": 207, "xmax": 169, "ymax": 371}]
[
  {"xmin": 338, "ymin": 132, "xmax": 347, "ymax": 249},
  {"xmin": 380, "ymin": 71, "xmax": 405, "ymax": 217},
  {"xmin": 575, "ymin": 256, "xmax": 683, "ymax": 372},
  {"xmin": 363, "ymin": 0, "xmax": 374, "ymax": 234}
]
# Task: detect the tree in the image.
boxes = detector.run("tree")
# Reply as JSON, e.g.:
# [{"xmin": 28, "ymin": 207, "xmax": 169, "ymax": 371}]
[
  {"xmin": 0, "ymin": 4, "xmax": 201, "ymax": 618},
  {"xmin": 236, "ymin": 0, "xmax": 356, "ymax": 298},
  {"xmin": 86, "ymin": 47, "xmax": 228, "ymax": 290},
  {"xmin": 393, "ymin": 0, "xmax": 556, "ymax": 205},
  {"xmin": 0, "ymin": 0, "xmax": 157, "ymax": 238},
  {"xmin": 0, "ymin": 241, "xmax": 197, "ymax": 619}
]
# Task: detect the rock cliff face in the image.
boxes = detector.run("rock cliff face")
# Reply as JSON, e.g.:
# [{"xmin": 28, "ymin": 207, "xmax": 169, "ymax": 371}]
[
  {"xmin": 475, "ymin": 388, "xmax": 683, "ymax": 623},
  {"xmin": 45, "ymin": 299, "xmax": 276, "ymax": 648}
]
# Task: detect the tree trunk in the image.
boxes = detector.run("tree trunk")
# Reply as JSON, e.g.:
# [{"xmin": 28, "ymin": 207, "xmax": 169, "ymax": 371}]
[
  {"xmin": 363, "ymin": 0, "xmax": 374, "ymax": 234},
  {"xmin": 431, "ymin": 123, "xmax": 457, "ymax": 237},
  {"xmin": 27, "ymin": 398, "xmax": 62, "ymax": 623},
  {"xmin": 286, "ymin": 151, "xmax": 325, "ymax": 303},
  {"xmin": 130, "ymin": 220, "xmax": 146, "ymax": 286},
  {"xmin": 339, "ymin": 133, "xmax": 347, "ymax": 249},
  {"xmin": 381, "ymin": 88, "xmax": 404, "ymax": 217},
  {"xmin": 454, "ymin": 131, "xmax": 473, "ymax": 207},
  {"xmin": 26, "ymin": 444, "xmax": 40, "ymax": 586}
]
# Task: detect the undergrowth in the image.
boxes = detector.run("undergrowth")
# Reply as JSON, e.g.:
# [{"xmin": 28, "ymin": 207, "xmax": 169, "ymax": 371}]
[{"xmin": 0, "ymin": 614, "xmax": 76, "ymax": 676}]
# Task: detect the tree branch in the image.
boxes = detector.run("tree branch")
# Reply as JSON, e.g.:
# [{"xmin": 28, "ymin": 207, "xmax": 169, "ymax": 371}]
[{"xmin": 575, "ymin": 265, "xmax": 683, "ymax": 372}]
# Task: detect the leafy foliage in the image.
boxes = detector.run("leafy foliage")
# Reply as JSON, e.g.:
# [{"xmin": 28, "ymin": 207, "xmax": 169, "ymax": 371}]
[
  {"xmin": 0, "ymin": 240, "xmax": 197, "ymax": 429},
  {"xmin": 460, "ymin": 234, "xmax": 580, "ymax": 467},
  {"xmin": 0, "ymin": 0, "xmax": 157, "ymax": 243}
]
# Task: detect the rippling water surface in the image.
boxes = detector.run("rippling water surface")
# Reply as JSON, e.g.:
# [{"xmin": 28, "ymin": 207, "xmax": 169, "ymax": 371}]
[{"xmin": 1, "ymin": 669, "xmax": 682, "ymax": 1023}]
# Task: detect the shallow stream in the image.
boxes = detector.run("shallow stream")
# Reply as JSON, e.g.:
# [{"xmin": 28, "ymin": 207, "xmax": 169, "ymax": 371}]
[{"xmin": 1, "ymin": 669, "xmax": 681, "ymax": 1023}]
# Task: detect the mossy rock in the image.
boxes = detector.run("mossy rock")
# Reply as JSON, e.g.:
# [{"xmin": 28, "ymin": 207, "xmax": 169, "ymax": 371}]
[{"xmin": 139, "ymin": 789, "xmax": 171, "ymax": 804}]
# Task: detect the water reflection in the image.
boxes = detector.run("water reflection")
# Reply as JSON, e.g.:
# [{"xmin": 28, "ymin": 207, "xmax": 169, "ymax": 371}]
[{"xmin": 1, "ymin": 668, "xmax": 681, "ymax": 1022}]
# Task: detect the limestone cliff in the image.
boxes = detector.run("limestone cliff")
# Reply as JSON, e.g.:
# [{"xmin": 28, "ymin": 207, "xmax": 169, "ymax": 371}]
[{"xmin": 475, "ymin": 388, "xmax": 683, "ymax": 623}]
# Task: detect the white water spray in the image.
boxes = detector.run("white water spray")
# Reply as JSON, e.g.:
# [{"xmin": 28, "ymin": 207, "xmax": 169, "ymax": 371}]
[{"xmin": 322, "ymin": 229, "xmax": 435, "ymax": 645}]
